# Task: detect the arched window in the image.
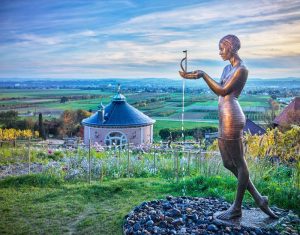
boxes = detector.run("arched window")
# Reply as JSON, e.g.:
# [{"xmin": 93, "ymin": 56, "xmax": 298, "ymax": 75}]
[{"xmin": 105, "ymin": 131, "xmax": 127, "ymax": 147}]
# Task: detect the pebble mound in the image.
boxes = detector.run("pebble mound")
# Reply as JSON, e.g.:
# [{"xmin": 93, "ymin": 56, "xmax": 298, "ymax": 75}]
[{"xmin": 123, "ymin": 196, "xmax": 299, "ymax": 235}]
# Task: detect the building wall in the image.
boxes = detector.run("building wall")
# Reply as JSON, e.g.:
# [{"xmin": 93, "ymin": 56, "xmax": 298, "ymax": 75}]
[{"xmin": 83, "ymin": 125, "xmax": 153, "ymax": 146}]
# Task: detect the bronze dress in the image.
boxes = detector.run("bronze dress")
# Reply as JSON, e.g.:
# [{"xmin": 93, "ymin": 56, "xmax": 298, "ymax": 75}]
[{"xmin": 218, "ymin": 63, "xmax": 247, "ymax": 140}]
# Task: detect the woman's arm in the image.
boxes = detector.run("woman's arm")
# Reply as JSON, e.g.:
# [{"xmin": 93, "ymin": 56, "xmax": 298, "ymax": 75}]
[
  {"xmin": 179, "ymin": 68, "xmax": 248, "ymax": 96},
  {"xmin": 200, "ymin": 68, "xmax": 247, "ymax": 96}
]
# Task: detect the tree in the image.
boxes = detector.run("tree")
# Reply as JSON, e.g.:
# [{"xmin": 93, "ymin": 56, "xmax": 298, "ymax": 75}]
[
  {"xmin": 263, "ymin": 98, "xmax": 280, "ymax": 129},
  {"xmin": 60, "ymin": 96, "xmax": 69, "ymax": 103},
  {"xmin": 170, "ymin": 130, "xmax": 181, "ymax": 141},
  {"xmin": 14, "ymin": 118, "xmax": 35, "ymax": 130},
  {"xmin": 59, "ymin": 110, "xmax": 76, "ymax": 137},
  {"xmin": 58, "ymin": 109, "xmax": 91, "ymax": 137},
  {"xmin": 159, "ymin": 128, "xmax": 171, "ymax": 140},
  {"xmin": 0, "ymin": 110, "xmax": 18, "ymax": 128},
  {"xmin": 43, "ymin": 118, "xmax": 61, "ymax": 137},
  {"xmin": 75, "ymin": 109, "xmax": 91, "ymax": 123},
  {"xmin": 38, "ymin": 113, "xmax": 46, "ymax": 140},
  {"xmin": 192, "ymin": 128, "xmax": 203, "ymax": 142}
]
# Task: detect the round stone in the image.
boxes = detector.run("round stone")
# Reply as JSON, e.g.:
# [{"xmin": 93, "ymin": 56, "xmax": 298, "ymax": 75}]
[
  {"xmin": 168, "ymin": 208, "xmax": 181, "ymax": 217},
  {"xmin": 207, "ymin": 224, "xmax": 218, "ymax": 232},
  {"xmin": 145, "ymin": 220, "xmax": 154, "ymax": 227}
]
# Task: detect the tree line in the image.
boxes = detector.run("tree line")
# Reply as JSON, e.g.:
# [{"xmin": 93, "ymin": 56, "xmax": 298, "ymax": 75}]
[
  {"xmin": 0, "ymin": 110, "xmax": 91, "ymax": 139},
  {"xmin": 159, "ymin": 126, "xmax": 218, "ymax": 142}
]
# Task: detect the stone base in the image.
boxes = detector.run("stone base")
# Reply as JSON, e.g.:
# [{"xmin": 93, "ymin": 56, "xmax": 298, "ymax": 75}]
[{"xmin": 213, "ymin": 208, "xmax": 280, "ymax": 229}]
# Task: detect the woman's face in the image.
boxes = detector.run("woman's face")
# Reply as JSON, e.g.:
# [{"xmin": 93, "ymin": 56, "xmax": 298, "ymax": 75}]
[{"xmin": 219, "ymin": 42, "xmax": 232, "ymax": 61}]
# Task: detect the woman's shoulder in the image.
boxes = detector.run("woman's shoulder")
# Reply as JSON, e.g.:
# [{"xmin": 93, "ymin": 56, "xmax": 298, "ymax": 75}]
[
  {"xmin": 237, "ymin": 62, "xmax": 248, "ymax": 71},
  {"xmin": 234, "ymin": 63, "xmax": 248, "ymax": 76},
  {"xmin": 234, "ymin": 63, "xmax": 248, "ymax": 82}
]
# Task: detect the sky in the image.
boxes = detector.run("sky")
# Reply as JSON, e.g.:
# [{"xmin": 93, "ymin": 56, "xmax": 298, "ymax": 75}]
[{"xmin": 0, "ymin": 0, "xmax": 300, "ymax": 80}]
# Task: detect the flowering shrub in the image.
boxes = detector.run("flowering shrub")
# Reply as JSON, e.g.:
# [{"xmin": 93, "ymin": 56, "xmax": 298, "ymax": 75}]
[
  {"xmin": 0, "ymin": 128, "xmax": 39, "ymax": 141},
  {"xmin": 244, "ymin": 126, "xmax": 300, "ymax": 162},
  {"xmin": 206, "ymin": 126, "xmax": 300, "ymax": 163}
]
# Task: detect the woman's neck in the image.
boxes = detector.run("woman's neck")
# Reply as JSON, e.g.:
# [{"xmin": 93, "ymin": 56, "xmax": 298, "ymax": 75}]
[{"xmin": 229, "ymin": 54, "xmax": 241, "ymax": 67}]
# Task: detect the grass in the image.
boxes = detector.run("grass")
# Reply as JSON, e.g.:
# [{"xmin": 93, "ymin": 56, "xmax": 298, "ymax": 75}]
[
  {"xmin": 0, "ymin": 176, "xmax": 174, "ymax": 235},
  {"xmin": 0, "ymin": 143, "xmax": 299, "ymax": 234},
  {"xmin": 0, "ymin": 172, "xmax": 299, "ymax": 235}
]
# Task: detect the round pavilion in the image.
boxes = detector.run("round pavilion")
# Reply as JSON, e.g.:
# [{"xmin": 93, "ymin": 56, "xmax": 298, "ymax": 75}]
[{"xmin": 82, "ymin": 91, "xmax": 155, "ymax": 147}]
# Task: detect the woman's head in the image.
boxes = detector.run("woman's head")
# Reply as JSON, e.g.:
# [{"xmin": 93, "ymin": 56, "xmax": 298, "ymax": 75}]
[{"xmin": 219, "ymin": 35, "xmax": 241, "ymax": 60}]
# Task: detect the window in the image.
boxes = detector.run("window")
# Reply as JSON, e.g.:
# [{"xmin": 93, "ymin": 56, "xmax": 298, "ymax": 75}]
[{"xmin": 104, "ymin": 131, "xmax": 127, "ymax": 147}]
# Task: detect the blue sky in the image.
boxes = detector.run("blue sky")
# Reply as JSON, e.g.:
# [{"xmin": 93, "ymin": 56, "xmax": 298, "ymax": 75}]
[{"xmin": 0, "ymin": 0, "xmax": 300, "ymax": 79}]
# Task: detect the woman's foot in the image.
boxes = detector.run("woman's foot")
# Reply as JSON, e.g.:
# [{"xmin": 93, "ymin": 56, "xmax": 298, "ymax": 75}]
[
  {"xmin": 216, "ymin": 205, "xmax": 242, "ymax": 220},
  {"xmin": 257, "ymin": 196, "xmax": 278, "ymax": 219}
]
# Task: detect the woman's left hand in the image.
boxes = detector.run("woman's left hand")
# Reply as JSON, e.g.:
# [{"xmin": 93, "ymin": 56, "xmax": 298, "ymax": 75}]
[{"xmin": 179, "ymin": 70, "xmax": 204, "ymax": 79}]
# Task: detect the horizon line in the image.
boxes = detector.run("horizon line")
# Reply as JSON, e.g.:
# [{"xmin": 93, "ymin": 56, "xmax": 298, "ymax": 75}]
[{"xmin": 1, "ymin": 77, "xmax": 300, "ymax": 81}]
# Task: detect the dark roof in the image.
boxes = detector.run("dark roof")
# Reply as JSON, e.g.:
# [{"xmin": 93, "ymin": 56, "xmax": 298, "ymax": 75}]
[
  {"xmin": 243, "ymin": 119, "xmax": 266, "ymax": 135},
  {"xmin": 274, "ymin": 97, "xmax": 300, "ymax": 126},
  {"xmin": 82, "ymin": 93, "xmax": 155, "ymax": 127}
]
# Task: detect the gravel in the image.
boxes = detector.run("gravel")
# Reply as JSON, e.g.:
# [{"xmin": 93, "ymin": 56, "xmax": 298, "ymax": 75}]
[{"xmin": 123, "ymin": 196, "xmax": 299, "ymax": 235}]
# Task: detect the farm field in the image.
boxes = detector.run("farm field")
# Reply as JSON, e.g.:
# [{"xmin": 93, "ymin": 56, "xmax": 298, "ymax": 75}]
[
  {"xmin": 0, "ymin": 89, "xmax": 114, "ymax": 99},
  {"xmin": 0, "ymin": 89, "xmax": 272, "ymax": 123}
]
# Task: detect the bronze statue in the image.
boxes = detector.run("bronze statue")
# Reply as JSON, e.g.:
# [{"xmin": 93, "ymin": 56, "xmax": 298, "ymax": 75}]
[{"xmin": 179, "ymin": 35, "xmax": 277, "ymax": 220}]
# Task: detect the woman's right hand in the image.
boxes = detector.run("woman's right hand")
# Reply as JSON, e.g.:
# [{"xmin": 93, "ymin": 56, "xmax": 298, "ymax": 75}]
[{"xmin": 178, "ymin": 70, "xmax": 203, "ymax": 79}]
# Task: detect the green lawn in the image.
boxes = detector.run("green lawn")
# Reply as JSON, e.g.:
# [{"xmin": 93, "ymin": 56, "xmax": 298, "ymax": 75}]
[
  {"xmin": 0, "ymin": 176, "xmax": 175, "ymax": 235},
  {"xmin": 0, "ymin": 172, "xmax": 298, "ymax": 235}
]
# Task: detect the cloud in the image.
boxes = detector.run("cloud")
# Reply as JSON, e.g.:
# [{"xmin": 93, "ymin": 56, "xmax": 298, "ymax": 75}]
[
  {"xmin": 17, "ymin": 34, "xmax": 62, "ymax": 45},
  {"xmin": 0, "ymin": 0, "xmax": 300, "ymax": 79}
]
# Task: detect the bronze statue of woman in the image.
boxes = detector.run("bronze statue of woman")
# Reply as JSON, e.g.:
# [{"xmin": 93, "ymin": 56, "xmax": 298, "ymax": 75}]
[{"xmin": 179, "ymin": 35, "xmax": 277, "ymax": 220}]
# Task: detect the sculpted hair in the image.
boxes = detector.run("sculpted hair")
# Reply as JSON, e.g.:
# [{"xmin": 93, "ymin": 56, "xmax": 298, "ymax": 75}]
[{"xmin": 220, "ymin": 35, "xmax": 241, "ymax": 54}]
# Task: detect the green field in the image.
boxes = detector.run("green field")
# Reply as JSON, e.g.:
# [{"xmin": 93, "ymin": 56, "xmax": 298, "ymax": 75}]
[
  {"xmin": 0, "ymin": 89, "xmax": 272, "ymax": 125},
  {"xmin": 0, "ymin": 89, "xmax": 113, "ymax": 99}
]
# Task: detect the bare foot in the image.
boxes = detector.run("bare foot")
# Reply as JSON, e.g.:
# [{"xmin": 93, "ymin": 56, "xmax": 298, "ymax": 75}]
[
  {"xmin": 216, "ymin": 205, "xmax": 242, "ymax": 220},
  {"xmin": 257, "ymin": 196, "xmax": 278, "ymax": 219}
]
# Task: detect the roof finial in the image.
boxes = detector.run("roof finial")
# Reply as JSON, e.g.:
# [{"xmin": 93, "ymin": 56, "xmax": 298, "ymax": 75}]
[
  {"xmin": 97, "ymin": 101, "xmax": 105, "ymax": 110},
  {"xmin": 117, "ymin": 83, "xmax": 121, "ymax": 93}
]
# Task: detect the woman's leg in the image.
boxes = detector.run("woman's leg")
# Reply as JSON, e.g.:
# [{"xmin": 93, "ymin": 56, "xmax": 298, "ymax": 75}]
[
  {"xmin": 218, "ymin": 138, "xmax": 278, "ymax": 218},
  {"xmin": 217, "ymin": 138, "xmax": 249, "ymax": 219}
]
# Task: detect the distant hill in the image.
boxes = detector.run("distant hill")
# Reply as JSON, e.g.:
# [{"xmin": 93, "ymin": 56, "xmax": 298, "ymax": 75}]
[{"xmin": 1, "ymin": 77, "xmax": 300, "ymax": 90}]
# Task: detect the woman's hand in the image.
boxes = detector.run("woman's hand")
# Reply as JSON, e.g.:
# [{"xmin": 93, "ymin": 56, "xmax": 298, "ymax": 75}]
[{"xmin": 178, "ymin": 70, "xmax": 204, "ymax": 79}]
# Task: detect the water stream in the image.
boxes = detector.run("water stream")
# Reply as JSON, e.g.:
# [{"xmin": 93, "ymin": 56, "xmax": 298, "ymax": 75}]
[{"xmin": 181, "ymin": 54, "xmax": 187, "ymax": 196}]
